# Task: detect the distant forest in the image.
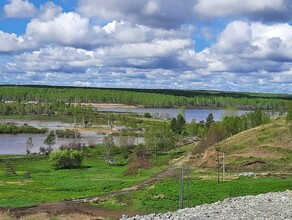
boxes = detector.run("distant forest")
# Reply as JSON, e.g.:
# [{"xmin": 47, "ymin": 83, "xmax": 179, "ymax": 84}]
[{"xmin": 0, "ymin": 85, "xmax": 289, "ymax": 110}]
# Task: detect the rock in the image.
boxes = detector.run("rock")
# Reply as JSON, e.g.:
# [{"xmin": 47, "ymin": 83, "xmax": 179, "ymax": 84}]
[{"xmin": 121, "ymin": 191, "xmax": 292, "ymax": 220}]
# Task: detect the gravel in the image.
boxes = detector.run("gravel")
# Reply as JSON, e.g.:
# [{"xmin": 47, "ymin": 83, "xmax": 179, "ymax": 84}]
[{"xmin": 121, "ymin": 190, "xmax": 292, "ymax": 220}]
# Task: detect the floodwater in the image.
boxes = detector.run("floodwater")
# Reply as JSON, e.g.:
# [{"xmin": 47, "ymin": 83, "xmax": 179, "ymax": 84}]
[
  {"xmin": 0, "ymin": 119, "xmax": 145, "ymax": 155},
  {"xmin": 96, "ymin": 107, "xmax": 248, "ymax": 122},
  {"xmin": 0, "ymin": 108, "xmax": 248, "ymax": 155}
]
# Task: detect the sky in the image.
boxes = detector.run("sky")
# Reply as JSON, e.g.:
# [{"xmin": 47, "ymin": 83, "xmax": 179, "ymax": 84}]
[{"xmin": 0, "ymin": 0, "xmax": 292, "ymax": 93}]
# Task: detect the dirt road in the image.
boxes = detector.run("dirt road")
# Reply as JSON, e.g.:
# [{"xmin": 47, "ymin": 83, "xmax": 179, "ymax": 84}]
[{"xmin": 0, "ymin": 152, "xmax": 191, "ymax": 220}]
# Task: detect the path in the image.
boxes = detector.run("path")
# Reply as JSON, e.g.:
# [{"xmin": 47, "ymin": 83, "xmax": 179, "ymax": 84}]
[{"xmin": 1, "ymin": 149, "xmax": 192, "ymax": 219}]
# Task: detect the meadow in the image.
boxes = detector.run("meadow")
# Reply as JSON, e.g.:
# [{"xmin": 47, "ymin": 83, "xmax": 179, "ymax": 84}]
[{"xmin": 1, "ymin": 147, "xmax": 291, "ymax": 214}]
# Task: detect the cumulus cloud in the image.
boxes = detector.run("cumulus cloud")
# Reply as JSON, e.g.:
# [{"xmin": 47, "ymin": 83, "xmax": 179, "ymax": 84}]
[
  {"xmin": 77, "ymin": 0, "xmax": 292, "ymax": 28},
  {"xmin": 212, "ymin": 21, "xmax": 292, "ymax": 63},
  {"xmin": 0, "ymin": 31, "xmax": 33, "ymax": 52},
  {"xmin": 26, "ymin": 12, "xmax": 91, "ymax": 47},
  {"xmin": 37, "ymin": 2, "xmax": 63, "ymax": 21},
  {"xmin": 3, "ymin": 19, "xmax": 292, "ymax": 92},
  {"xmin": 4, "ymin": 0, "xmax": 36, "ymax": 18},
  {"xmin": 0, "ymin": 12, "xmax": 192, "ymax": 53},
  {"xmin": 1, "ymin": 0, "xmax": 292, "ymax": 92},
  {"xmin": 194, "ymin": 0, "xmax": 292, "ymax": 22},
  {"xmin": 77, "ymin": 0, "xmax": 195, "ymax": 29}
]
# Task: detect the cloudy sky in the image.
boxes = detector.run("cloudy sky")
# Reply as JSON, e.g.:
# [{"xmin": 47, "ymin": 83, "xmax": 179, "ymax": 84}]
[{"xmin": 0, "ymin": 0, "xmax": 292, "ymax": 93}]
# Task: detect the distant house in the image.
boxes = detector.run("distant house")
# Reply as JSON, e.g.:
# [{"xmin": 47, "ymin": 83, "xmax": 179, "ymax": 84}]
[{"xmin": 26, "ymin": 101, "xmax": 38, "ymax": 105}]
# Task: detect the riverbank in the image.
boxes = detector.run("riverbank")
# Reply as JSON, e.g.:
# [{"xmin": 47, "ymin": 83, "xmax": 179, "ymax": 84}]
[{"xmin": 70, "ymin": 102, "xmax": 140, "ymax": 109}]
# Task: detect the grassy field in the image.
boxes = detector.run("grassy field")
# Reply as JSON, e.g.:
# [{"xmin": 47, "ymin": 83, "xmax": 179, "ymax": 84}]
[
  {"xmin": 93, "ymin": 175, "xmax": 292, "ymax": 213},
  {"xmin": 1, "ymin": 116, "xmax": 292, "ymax": 215},
  {"xmin": 0, "ymin": 146, "xmax": 292, "ymax": 214},
  {"xmin": 0, "ymin": 147, "xmax": 175, "ymax": 208}
]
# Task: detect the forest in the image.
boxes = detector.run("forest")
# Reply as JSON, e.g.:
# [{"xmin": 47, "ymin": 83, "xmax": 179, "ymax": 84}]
[{"xmin": 0, "ymin": 85, "xmax": 288, "ymax": 111}]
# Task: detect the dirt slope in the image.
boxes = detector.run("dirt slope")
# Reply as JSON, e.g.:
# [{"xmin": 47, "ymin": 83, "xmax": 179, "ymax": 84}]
[{"xmin": 197, "ymin": 117, "xmax": 292, "ymax": 172}]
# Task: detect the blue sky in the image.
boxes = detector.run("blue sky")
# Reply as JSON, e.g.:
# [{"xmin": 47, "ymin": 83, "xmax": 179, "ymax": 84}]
[{"xmin": 1, "ymin": 0, "xmax": 292, "ymax": 93}]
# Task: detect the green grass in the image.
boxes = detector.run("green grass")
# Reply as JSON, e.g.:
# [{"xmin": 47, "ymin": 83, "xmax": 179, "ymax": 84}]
[
  {"xmin": 94, "ymin": 176, "xmax": 292, "ymax": 213},
  {"xmin": 0, "ymin": 149, "xmax": 168, "ymax": 207}
]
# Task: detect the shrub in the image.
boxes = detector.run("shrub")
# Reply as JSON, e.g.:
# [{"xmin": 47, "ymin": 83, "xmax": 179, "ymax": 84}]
[
  {"xmin": 49, "ymin": 149, "xmax": 83, "ymax": 169},
  {"xmin": 144, "ymin": 112, "xmax": 152, "ymax": 118},
  {"xmin": 39, "ymin": 146, "xmax": 53, "ymax": 155}
]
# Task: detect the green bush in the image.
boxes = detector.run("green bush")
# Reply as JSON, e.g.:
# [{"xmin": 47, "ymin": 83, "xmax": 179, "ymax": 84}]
[{"xmin": 49, "ymin": 149, "xmax": 83, "ymax": 169}]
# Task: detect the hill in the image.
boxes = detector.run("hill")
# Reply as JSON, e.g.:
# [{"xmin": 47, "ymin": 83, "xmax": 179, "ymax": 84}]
[{"xmin": 197, "ymin": 117, "xmax": 292, "ymax": 173}]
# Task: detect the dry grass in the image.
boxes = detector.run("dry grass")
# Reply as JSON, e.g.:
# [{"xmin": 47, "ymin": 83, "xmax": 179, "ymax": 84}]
[{"xmin": 195, "ymin": 117, "xmax": 292, "ymax": 172}]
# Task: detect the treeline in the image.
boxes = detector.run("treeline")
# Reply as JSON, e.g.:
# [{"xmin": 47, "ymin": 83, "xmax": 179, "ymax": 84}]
[
  {"xmin": 0, "ymin": 101, "xmax": 94, "ymax": 116},
  {"xmin": 0, "ymin": 85, "xmax": 287, "ymax": 110},
  {"xmin": 196, "ymin": 110, "xmax": 271, "ymax": 153},
  {"xmin": 117, "ymin": 88, "xmax": 292, "ymax": 100},
  {"xmin": 0, "ymin": 123, "xmax": 48, "ymax": 134}
]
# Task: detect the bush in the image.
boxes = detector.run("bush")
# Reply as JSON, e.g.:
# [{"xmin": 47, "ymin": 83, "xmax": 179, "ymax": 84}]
[
  {"xmin": 49, "ymin": 149, "xmax": 83, "ymax": 169},
  {"xmin": 144, "ymin": 112, "xmax": 152, "ymax": 118},
  {"xmin": 39, "ymin": 146, "xmax": 53, "ymax": 155}
]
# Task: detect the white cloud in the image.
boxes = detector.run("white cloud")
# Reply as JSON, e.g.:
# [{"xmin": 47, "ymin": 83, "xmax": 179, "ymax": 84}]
[
  {"xmin": 194, "ymin": 0, "xmax": 287, "ymax": 19},
  {"xmin": 77, "ymin": 0, "xmax": 292, "ymax": 28},
  {"xmin": 143, "ymin": 1, "xmax": 160, "ymax": 15},
  {"xmin": 1, "ymin": 0, "xmax": 292, "ymax": 93},
  {"xmin": 212, "ymin": 21, "xmax": 292, "ymax": 63},
  {"xmin": 3, "ymin": 19, "xmax": 292, "ymax": 92},
  {"xmin": 37, "ymin": 2, "xmax": 63, "ymax": 21},
  {"xmin": 77, "ymin": 0, "xmax": 195, "ymax": 28},
  {"xmin": 0, "ymin": 31, "xmax": 31, "ymax": 52},
  {"xmin": 0, "ymin": 13, "xmax": 193, "ymax": 53},
  {"xmin": 26, "ymin": 12, "xmax": 90, "ymax": 46},
  {"xmin": 4, "ymin": 0, "xmax": 36, "ymax": 18}
]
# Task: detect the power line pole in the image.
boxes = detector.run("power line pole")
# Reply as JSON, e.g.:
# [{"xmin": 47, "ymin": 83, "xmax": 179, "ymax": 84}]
[
  {"xmin": 179, "ymin": 165, "xmax": 184, "ymax": 209},
  {"xmin": 217, "ymin": 149, "xmax": 226, "ymax": 183},
  {"xmin": 217, "ymin": 149, "xmax": 220, "ymax": 183},
  {"xmin": 222, "ymin": 151, "xmax": 225, "ymax": 182},
  {"xmin": 187, "ymin": 166, "xmax": 190, "ymax": 208}
]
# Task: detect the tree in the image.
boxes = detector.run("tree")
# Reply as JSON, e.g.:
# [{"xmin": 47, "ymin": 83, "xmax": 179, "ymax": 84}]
[
  {"xmin": 170, "ymin": 117, "xmax": 178, "ymax": 133},
  {"xmin": 206, "ymin": 113, "xmax": 215, "ymax": 128},
  {"xmin": 176, "ymin": 114, "xmax": 186, "ymax": 135},
  {"xmin": 102, "ymin": 135, "xmax": 116, "ymax": 164},
  {"xmin": 287, "ymin": 103, "xmax": 292, "ymax": 121},
  {"xmin": 186, "ymin": 119, "xmax": 199, "ymax": 136},
  {"xmin": 170, "ymin": 114, "xmax": 186, "ymax": 135},
  {"xmin": 44, "ymin": 130, "xmax": 56, "ymax": 148},
  {"xmin": 221, "ymin": 107, "xmax": 238, "ymax": 119},
  {"xmin": 145, "ymin": 123, "xmax": 175, "ymax": 155},
  {"xmin": 26, "ymin": 137, "xmax": 33, "ymax": 154},
  {"xmin": 42, "ymin": 130, "xmax": 56, "ymax": 154},
  {"xmin": 49, "ymin": 149, "xmax": 83, "ymax": 169}
]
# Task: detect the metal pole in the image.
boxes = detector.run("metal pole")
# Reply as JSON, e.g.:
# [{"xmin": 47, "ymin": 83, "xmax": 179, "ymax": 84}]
[
  {"xmin": 187, "ymin": 166, "xmax": 190, "ymax": 208},
  {"xmin": 217, "ymin": 150, "xmax": 220, "ymax": 183},
  {"xmin": 222, "ymin": 151, "xmax": 225, "ymax": 182},
  {"xmin": 179, "ymin": 165, "xmax": 184, "ymax": 209}
]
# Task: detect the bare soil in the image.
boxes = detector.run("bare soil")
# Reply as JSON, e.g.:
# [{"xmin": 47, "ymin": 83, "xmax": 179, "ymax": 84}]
[
  {"xmin": 0, "ymin": 202, "xmax": 138, "ymax": 220},
  {"xmin": 71, "ymin": 103, "xmax": 139, "ymax": 109}
]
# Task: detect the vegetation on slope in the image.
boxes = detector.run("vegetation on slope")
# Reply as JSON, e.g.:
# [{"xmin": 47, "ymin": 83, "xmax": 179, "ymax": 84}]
[{"xmin": 197, "ymin": 117, "xmax": 292, "ymax": 172}]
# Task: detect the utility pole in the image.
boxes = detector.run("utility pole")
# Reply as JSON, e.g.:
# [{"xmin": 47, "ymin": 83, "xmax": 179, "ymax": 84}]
[
  {"xmin": 179, "ymin": 165, "xmax": 184, "ymax": 209},
  {"xmin": 222, "ymin": 151, "xmax": 225, "ymax": 182},
  {"xmin": 217, "ymin": 149, "xmax": 226, "ymax": 183},
  {"xmin": 180, "ymin": 165, "xmax": 191, "ymax": 209},
  {"xmin": 217, "ymin": 149, "xmax": 220, "ymax": 183},
  {"xmin": 187, "ymin": 166, "xmax": 190, "ymax": 208}
]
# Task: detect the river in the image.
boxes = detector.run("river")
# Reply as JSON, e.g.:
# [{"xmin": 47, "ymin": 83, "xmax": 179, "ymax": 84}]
[
  {"xmin": 0, "ymin": 108, "xmax": 248, "ymax": 155},
  {"xmin": 96, "ymin": 107, "xmax": 248, "ymax": 122}
]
